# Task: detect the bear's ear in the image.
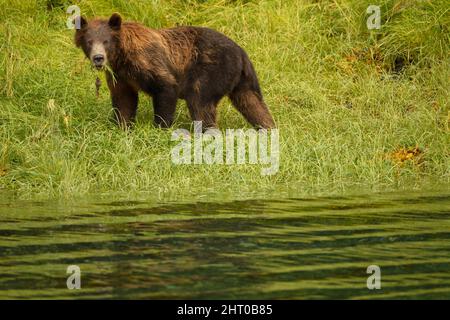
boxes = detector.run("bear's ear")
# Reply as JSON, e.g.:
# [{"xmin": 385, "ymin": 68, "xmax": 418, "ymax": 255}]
[
  {"xmin": 73, "ymin": 15, "xmax": 87, "ymax": 30},
  {"xmin": 108, "ymin": 13, "xmax": 122, "ymax": 30}
]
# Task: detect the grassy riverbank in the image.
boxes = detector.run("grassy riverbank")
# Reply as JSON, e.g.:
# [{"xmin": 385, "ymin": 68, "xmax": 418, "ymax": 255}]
[{"xmin": 0, "ymin": 0, "xmax": 449, "ymax": 198}]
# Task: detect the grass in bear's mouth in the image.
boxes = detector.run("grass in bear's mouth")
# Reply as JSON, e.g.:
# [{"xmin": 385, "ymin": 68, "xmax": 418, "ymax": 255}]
[{"xmin": 0, "ymin": 0, "xmax": 449, "ymax": 199}]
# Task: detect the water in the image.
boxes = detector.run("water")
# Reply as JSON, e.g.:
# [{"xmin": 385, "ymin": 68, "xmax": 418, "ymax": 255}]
[{"xmin": 0, "ymin": 189, "xmax": 449, "ymax": 299}]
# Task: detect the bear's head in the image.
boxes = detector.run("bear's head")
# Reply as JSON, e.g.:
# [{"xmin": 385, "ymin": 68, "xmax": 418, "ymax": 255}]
[{"xmin": 74, "ymin": 13, "xmax": 123, "ymax": 70}]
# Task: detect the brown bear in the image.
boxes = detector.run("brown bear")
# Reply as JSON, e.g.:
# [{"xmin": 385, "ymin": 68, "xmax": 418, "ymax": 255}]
[{"xmin": 74, "ymin": 13, "xmax": 275, "ymax": 129}]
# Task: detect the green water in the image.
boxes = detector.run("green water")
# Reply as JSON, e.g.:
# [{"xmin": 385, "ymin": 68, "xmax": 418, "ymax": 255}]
[{"xmin": 0, "ymin": 189, "xmax": 449, "ymax": 299}]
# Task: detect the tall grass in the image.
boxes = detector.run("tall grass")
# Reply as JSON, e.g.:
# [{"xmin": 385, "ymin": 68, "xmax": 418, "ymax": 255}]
[{"xmin": 0, "ymin": 0, "xmax": 448, "ymax": 199}]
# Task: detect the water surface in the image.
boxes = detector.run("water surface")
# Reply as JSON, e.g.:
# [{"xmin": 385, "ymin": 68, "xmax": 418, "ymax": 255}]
[{"xmin": 0, "ymin": 189, "xmax": 449, "ymax": 299}]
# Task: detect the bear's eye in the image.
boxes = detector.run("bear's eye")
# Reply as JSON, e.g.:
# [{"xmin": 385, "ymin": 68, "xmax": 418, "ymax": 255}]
[
  {"xmin": 87, "ymin": 40, "xmax": 93, "ymax": 46},
  {"xmin": 103, "ymin": 40, "xmax": 109, "ymax": 45}
]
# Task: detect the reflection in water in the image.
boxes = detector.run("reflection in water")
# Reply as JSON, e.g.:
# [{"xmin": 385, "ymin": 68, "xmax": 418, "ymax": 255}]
[{"xmin": 0, "ymin": 190, "xmax": 449, "ymax": 299}]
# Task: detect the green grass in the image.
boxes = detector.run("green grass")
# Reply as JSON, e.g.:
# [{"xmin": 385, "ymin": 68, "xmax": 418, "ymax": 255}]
[{"xmin": 0, "ymin": 0, "xmax": 449, "ymax": 199}]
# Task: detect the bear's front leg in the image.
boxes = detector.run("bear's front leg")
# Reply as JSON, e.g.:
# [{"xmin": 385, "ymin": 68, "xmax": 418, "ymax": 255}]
[
  {"xmin": 152, "ymin": 87, "xmax": 178, "ymax": 128},
  {"xmin": 106, "ymin": 75, "xmax": 138, "ymax": 128}
]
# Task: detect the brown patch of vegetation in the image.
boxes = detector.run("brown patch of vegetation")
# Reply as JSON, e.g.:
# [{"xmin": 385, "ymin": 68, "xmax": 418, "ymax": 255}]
[
  {"xmin": 337, "ymin": 46, "xmax": 385, "ymax": 76},
  {"xmin": 388, "ymin": 146, "xmax": 424, "ymax": 166}
]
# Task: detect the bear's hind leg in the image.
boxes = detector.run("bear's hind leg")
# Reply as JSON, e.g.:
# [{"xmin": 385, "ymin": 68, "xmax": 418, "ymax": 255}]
[
  {"xmin": 229, "ymin": 88, "xmax": 275, "ymax": 129},
  {"xmin": 186, "ymin": 95, "xmax": 219, "ymax": 130}
]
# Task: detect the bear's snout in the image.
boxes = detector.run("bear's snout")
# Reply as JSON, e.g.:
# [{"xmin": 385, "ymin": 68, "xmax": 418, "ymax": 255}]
[
  {"xmin": 90, "ymin": 42, "xmax": 108, "ymax": 70},
  {"xmin": 93, "ymin": 54, "xmax": 105, "ymax": 68}
]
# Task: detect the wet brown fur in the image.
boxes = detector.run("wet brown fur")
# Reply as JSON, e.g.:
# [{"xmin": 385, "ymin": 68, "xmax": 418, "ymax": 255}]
[{"xmin": 75, "ymin": 13, "xmax": 275, "ymax": 129}]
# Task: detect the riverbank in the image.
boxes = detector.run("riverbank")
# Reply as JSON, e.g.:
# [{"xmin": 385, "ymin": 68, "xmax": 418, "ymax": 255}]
[{"xmin": 0, "ymin": 0, "xmax": 448, "ymax": 198}]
